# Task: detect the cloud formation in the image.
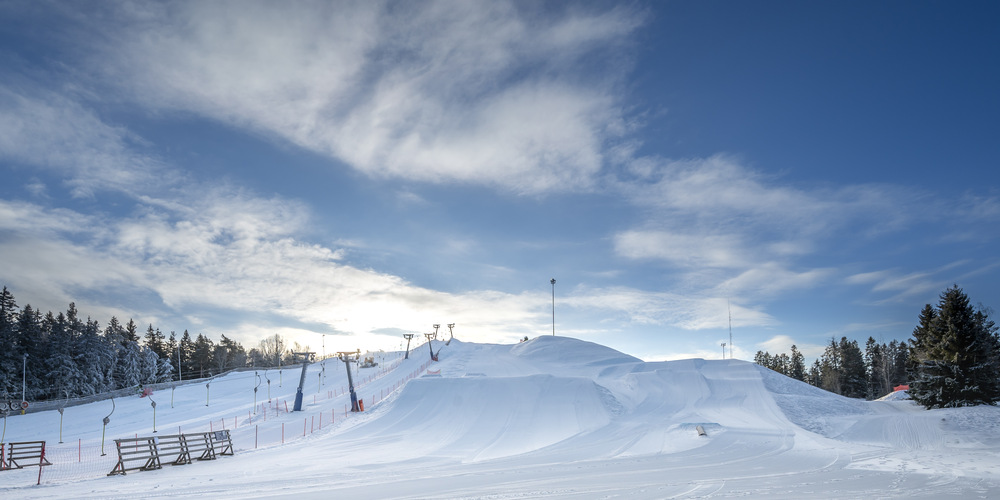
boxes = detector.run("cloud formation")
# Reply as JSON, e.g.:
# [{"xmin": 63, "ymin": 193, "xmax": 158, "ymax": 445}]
[{"xmin": 80, "ymin": 0, "xmax": 643, "ymax": 194}]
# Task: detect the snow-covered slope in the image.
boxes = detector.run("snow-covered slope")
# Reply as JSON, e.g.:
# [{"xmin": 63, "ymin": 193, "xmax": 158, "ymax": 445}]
[{"xmin": 4, "ymin": 336, "xmax": 1000, "ymax": 498}]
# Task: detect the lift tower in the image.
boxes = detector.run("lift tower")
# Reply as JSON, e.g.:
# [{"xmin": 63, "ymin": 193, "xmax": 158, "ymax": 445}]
[
  {"xmin": 337, "ymin": 350, "xmax": 362, "ymax": 412},
  {"xmin": 403, "ymin": 333, "xmax": 414, "ymax": 359},
  {"xmin": 425, "ymin": 333, "xmax": 438, "ymax": 362},
  {"xmin": 292, "ymin": 351, "xmax": 315, "ymax": 411}
]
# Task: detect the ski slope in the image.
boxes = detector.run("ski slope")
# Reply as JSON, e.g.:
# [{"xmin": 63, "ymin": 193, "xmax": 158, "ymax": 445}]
[{"xmin": 3, "ymin": 336, "xmax": 1000, "ymax": 498}]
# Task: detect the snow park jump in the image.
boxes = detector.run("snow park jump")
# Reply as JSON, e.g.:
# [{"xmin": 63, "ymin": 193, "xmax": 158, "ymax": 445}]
[{"xmin": 2, "ymin": 336, "xmax": 1000, "ymax": 497}]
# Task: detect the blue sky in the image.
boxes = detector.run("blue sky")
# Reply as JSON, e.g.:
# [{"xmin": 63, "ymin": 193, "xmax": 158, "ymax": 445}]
[{"xmin": 1, "ymin": 1, "xmax": 998, "ymax": 362}]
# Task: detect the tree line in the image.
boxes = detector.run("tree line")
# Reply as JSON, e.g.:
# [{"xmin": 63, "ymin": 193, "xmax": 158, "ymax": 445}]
[
  {"xmin": 754, "ymin": 337, "xmax": 909, "ymax": 400},
  {"xmin": 755, "ymin": 285, "xmax": 1000, "ymax": 408},
  {"xmin": 0, "ymin": 286, "xmax": 309, "ymax": 402}
]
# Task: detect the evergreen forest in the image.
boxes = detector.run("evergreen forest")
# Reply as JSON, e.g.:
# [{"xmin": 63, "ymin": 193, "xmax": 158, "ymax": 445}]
[
  {"xmin": 0, "ymin": 286, "xmax": 306, "ymax": 402},
  {"xmin": 756, "ymin": 285, "xmax": 1000, "ymax": 407}
]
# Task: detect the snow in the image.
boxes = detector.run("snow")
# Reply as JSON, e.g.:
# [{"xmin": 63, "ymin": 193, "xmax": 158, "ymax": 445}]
[{"xmin": 3, "ymin": 336, "xmax": 1000, "ymax": 498}]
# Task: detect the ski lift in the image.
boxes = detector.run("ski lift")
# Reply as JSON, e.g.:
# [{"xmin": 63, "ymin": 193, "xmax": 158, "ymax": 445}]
[{"xmin": 100, "ymin": 396, "xmax": 115, "ymax": 456}]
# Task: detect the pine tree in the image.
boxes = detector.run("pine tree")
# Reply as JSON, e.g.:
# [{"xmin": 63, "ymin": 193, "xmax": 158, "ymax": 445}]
[
  {"xmin": 166, "ymin": 332, "xmax": 180, "ymax": 381},
  {"xmin": 18, "ymin": 306, "xmax": 47, "ymax": 400},
  {"xmin": 179, "ymin": 330, "xmax": 196, "ymax": 379},
  {"xmin": 143, "ymin": 324, "xmax": 167, "ymax": 359},
  {"xmin": 219, "ymin": 334, "xmax": 247, "ymax": 369},
  {"xmin": 103, "ymin": 317, "xmax": 125, "ymax": 389},
  {"xmin": 0, "ymin": 286, "xmax": 19, "ymax": 397},
  {"xmin": 819, "ymin": 338, "xmax": 842, "ymax": 395},
  {"xmin": 789, "ymin": 345, "xmax": 806, "ymax": 382},
  {"xmin": 808, "ymin": 359, "xmax": 822, "ymax": 387},
  {"xmin": 124, "ymin": 319, "xmax": 139, "ymax": 344},
  {"xmin": 140, "ymin": 346, "xmax": 160, "ymax": 385},
  {"xmin": 909, "ymin": 285, "xmax": 1000, "ymax": 408},
  {"xmin": 46, "ymin": 311, "xmax": 79, "ymax": 400},
  {"xmin": 76, "ymin": 317, "xmax": 110, "ymax": 395},
  {"xmin": 193, "ymin": 334, "xmax": 214, "ymax": 378},
  {"xmin": 119, "ymin": 340, "xmax": 143, "ymax": 389},
  {"xmin": 889, "ymin": 340, "xmax": 909, "ymax": 388},
  {"xmin": 754, "ymin": 350, "xmax": 771, "ymax": 368},
  {"xmin": 839, "ymin": 337, "xmax": 867, "ymax": 398}
]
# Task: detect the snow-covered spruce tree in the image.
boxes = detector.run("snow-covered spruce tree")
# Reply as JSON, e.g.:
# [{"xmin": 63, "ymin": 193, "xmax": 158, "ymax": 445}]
[
  {"xmin": 0, "ymin": 286, "xmax": 19, "ymax": 396},
  {"xmin": 789, "ymin": 345, "xmax": 806, "ymax": 382},
  {"xmin": 908, "ymin": 285, "xmax": 1000, "ymax": 409}
]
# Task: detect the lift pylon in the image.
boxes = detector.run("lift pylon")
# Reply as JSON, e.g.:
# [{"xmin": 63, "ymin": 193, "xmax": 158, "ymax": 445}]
[
  {"xmin": 337, "ymin": 350, "xmax": 362, "ymax": 412},
  {"xmin": 292, "ymin": 351, "xmax": 315, "ymax": 411},
  {"xmin": 403, "ymin": 334, "xmax": 414, "ymax": 359},
  {"xmin": 425, "ymin": 333, "xmax": 438, "ymax": 362}
]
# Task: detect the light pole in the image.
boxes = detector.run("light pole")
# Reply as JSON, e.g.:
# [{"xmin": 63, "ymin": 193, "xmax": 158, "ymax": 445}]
[
  {"xmin": 721, "ymin": 343, "xmax": 727, "ymax": 359},
  {"xmin": 550, "ymin": 278, "xmax": 556, "ymax": 336}
]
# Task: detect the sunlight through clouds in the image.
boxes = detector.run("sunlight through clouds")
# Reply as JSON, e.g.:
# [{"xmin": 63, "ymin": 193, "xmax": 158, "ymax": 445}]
[{"xmin": 1, "ymin": 0, "xmax": 998, "ymax": 362}]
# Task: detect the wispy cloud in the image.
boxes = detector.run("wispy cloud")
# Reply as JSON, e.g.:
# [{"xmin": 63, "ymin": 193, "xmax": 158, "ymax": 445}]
[
  {"xmin": 567, "ymin": 286, "xmax": 775, "ymax": 331},
  {"xmin": 613, "ymin": 230, "xmax": 750, "ymax": 269},
  {"xmin": 0, "ymin": 87, "xmax": 178, "ymax": 198},
  {"xmin": 68, "ymin": 1, "xmax": 645, "ymax": 195}
]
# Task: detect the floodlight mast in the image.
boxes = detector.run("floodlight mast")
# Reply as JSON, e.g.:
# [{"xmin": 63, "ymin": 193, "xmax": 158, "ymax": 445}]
[
  {"xmin": 291, "ymin": 351, "xmax": 315, "ymax": 411},
  {"xmin": 403, "ymin": 334, "xmax": 414, "ymax": 359},
  {"xmin": 550, "ymin": 278, "xmax": 556, "ymax": 336},
  {"xmin": 728, "ymin": 299, "xmax": 734, "ymax": 359},
  {"xmin": 337, "ymin": 350, "xmax": 361, "ymax": 412}
]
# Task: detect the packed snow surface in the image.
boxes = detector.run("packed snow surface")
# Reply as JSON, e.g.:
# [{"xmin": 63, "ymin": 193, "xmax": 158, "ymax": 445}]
[{"xmin": 3, "ymin": 336, "xmax": 999, "ymax": 498}]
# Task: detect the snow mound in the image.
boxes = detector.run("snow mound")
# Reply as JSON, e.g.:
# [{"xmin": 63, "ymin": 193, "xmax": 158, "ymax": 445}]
[
  {"xmin": 335, "ymin": 373, "xmax": 620, "ymax": 462},
  {"xmin": 510, "ymin": 335, "xmax": 641, "ymax": 368},
  {"xmin": 876, "ymin": 389, "xmax": 911, "ymax": 401}
]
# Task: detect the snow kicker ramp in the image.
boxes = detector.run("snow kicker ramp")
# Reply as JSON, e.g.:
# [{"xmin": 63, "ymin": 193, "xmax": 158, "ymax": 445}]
[{"xmin": 332, "ymin": 336, "xmax": 808, "ymax": 464}]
